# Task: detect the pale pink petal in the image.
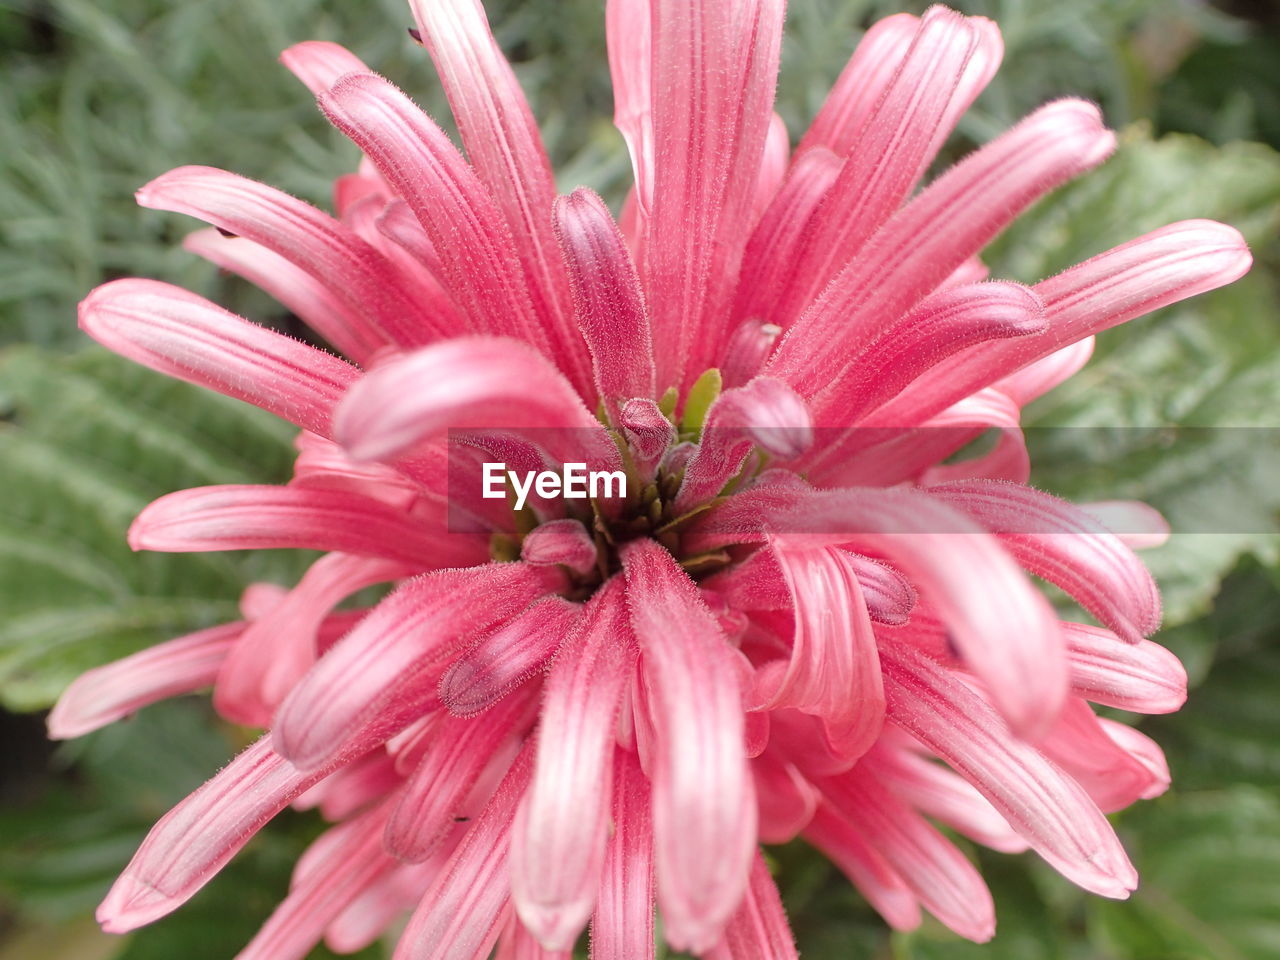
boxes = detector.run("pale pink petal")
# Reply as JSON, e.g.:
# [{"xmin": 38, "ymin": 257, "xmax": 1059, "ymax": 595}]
[
  {"xmin": 818, "ymin": 768, "xmax": 995, "ymax": 942},
  {"xmin": 701, "ymin": 851, "xmax": 798, "ymax": 960},
  {"xmin": 326, "ymin": 861, "xmax": 440, "ymax": 954},
  {"xmin": 768, "ymin": 99, "xmax": 1116, "ymax": 396},
  {"xmin": 929, "ymin": 480, "xmax": 1161, "ymax": 643},
  {"xmin": 495, "ymin": 915, "xmax": 572, "ymax": 960},
  {"xmin": 47, "ymin": 622, "xmax": 241, "ymax": 739},
  {"xmin": 280, "ymin": 40, "xmax": 371, "ymax": 95},
  {"xmin": 393, "ymin": 742, "xmax": 534, "ymax": 960},
  {"xmin": 512, "ymin": 580, "xmax": 635, "ymax": 949},
  {"xmin": 553, "ymin": 188, "xmax": 655, "ymax": 416},
  {"xmin": 621, "ymin": 539, "xmax": 755, "ymax": 953},
  {"xmin": 589, "ymin": 750, "xmax": 655, "ymax": 960},
  {"xmin": 407, "ymin": 0, "xmax": 590, "ymax": 395},
  {"xmin": 994, "ymin": 336, "xmax": 1095, "ymax": 406},
  {"xmin": 880, "ymin": 641, "xmax": 1138, "ymax": 898},
  {"xmin": 1100, "ymin": 720, "xmax": 1171, "ymax": 798},
  {"xmin": 1037, "ymin": 699, "xmax": 1165, "ymax": 813},
  {"xmin": 333, "ymin": 336, "xmax": 620, "ymax": 473},
  {"xmin": 803, "ymin": 803, "xmax": 922, "ymax": 932},
  {"xmin": 318, "ymin": 73, "xmax": 551, "ymax": 356},
  {"xmin": 1083, "ymin": 500, "xmax": 1172, "ymax": 550},
  {"xmin": 752, "ymin": 755, "xmax": 819, "ymax": 844},
  {"xmin": 1065, "ymin": 622, "xmax": 1187, "ymax": 713},
  {"xmin": 520, "ymin": 519, "xmax": 599, "ymax": 576},
  {"xmin": 750, "ymin": 113, "xmax": 791, "ymax": 225},
  {"xmin": 754, "ymin": 541, "xmax": 884, "ymax": 764},
  {"xmin": 136, "ymin": 166, "xmax": 435, "ymax": 348},
  {"xmin": 129, "ymin": 484, "xmax": 481, "ymax": 568},
  {"xmin": 439, "ymin": 597, "xmax": 581, "ymax": 717},
  {"xmin": 645, "ymin": 0, "xmax": 786, "ymax": 390},
  {"xmin": 607, "ymin": 0, "xmax": 654, "ymax": 217},
  {"xmin": 79, "ymin": 279, "xmax": 357, "ymax": 438},
  {"xmin": 273, "ymin": 565, "xmax": 558, "ymax": 771}
]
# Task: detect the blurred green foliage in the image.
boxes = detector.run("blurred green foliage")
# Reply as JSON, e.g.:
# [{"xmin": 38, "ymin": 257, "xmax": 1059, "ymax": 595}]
[{"xmin": 1, "ymin": 0, "xmax": 1279, "ymax": 958}]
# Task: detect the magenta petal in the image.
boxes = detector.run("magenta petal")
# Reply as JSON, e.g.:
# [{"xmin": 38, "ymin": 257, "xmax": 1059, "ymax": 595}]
[{"xmin": 621, "ymin": 539, "xmax": 755, "ymax": 953}]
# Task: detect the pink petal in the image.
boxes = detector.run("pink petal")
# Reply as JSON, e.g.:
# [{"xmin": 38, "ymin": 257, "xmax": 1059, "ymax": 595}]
[
  {"xmin": 768, "ymin": 99, "xmax": 1115, "ymax": 396},
  {"xmin": 279, "ymin": 40, "xmax": 371, "ymax": 95},
  {"xmin": 1083, "ymin": 499, "xmax": 1172, "ymax": 550},
  {"xmin": 750, "ymin": 113, "xmax": 791, "ymax": 226},
  {"xmin": 273, "ymin": 564, "xmax": 558, "ymax": 771},
  {"xmin": 607, "ymin": 0, "xmax": 654, "ymax": 218},
  {"xmin": 136, "ymin": 166, "xmax": 434, "ymax": 348},
  {"xmin": 553, "ymin": 188, "xmax": 655, "ymax": 417},
  {"xmin": 318, "ymin": 73, "xmax": 554, "ymax": 363},
  {"xmin": 129, "ymin": 484, "xmax": 480, "ymax": 568},
  {"xmin": 644, "ymin": 0, "xmax": 786, "ymax": 391},
  {"xmin": 621, "ymin": 539, "xmax": 755, "ymax": 953},
  {"xmin": 406, "ymin": 0, "xmax": 590, "ymax": 395},
  {"xmin": 98, "ymin": 735, "xmax": 363, "ymax": 932},
  {"xmin": 701, "ymin": 851, "xmax": 798, "ymax": 960},
  {"xmin": 803, "ymin": 802, "xmax": 921, "ymax": 932},
  {"xmin": 674, "ymin": 378, "xmax": 813, "ymax": 514},
  {"xmin": 439, "ymin": 596, "xmax": 581, "ymax": 717},
  {"xmin": 618, "ymin": 398, "xmax": 676, "ymax": 483},
  {"xmin": 818, "ymin": 768, "xmax": 995, "ymax": 942},
  {"xmin": 386, "ymin": 691, "xmax": 536, "ymax": 863},
  {"xmin": 47, "ymin": 622, "xmax": 242, "ymax": 739},
  {"xmin": 1037, "ymin": 698, "xmax": 1165, "ymax": 813},
  {"xmin": 1064, "ymin": 621, "xmax": 1187, "ymax": 713},
  {"xmin": 589, "ymin": 750, "xmax": 655, "ymax": 960},
  {"xmin": 393, "ymin": 741, "xmax": 534, "ymax": 960},
  {"xmin": 333, "ymin": 336, "xmax": 619, "ymax": 473},
  {"xmin": 79, "ymin": 279, "xmax": 358, "ymax": 438},
  {"xmin": 520, "ymin": 519, "xmax": 599, "ymax": 576},
  {"xmin": 929, "ymin": 480, "xmax": 1161, "ymax": 643},
  {"xmin": 879, "ymin": 641, "xmax": 1138, "ymax": 898},
  {"xmin": 752, "ymin": 754, "xmax": 819, "ymax": 844},
  {"xmin": 326, "ymin": 862, "xmax": 440, "ymax": 955},
  {"xmin": 994, "ymin": 336, "xmax": 1095, "ymax": 406},
  {"xmin": 214, "ymin": 553, "xmax": 413, "ymax": 727},
  {"xmin": 511, "ymin": 580, "xmax": 635, "ymax": 949},
  {"xmin": 754, "ymin": 541, "xmax": 884, "ymax": 764},
  {"xmin": 495, "ymin": 916, "xmax": 572, "ymax": 960}
]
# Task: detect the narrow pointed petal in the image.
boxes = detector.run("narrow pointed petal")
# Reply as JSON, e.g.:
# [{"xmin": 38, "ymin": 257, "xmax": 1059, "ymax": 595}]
[
  {"xmin": 607, "ymin": 0, "xmax": 654, "ymax": 217},
  {"xmin": 280, "ymin": 41, "xmax": 371, "ymax": 95},
  {"xmin": 755, "ymin": 542, "xmax": 884, "ymax": 763},
  {"xmin": 880, "ymin": 641, "xmax": 1138, "ymax": 898},
  {"xmin": 645, "ymin": 0, "xmax": 786, "ymax": 390},
  {"xmin": 214, "ymin": 554, "xmax": 412, "ymax": 727},
  {"xmin": 621, "ymin": 539, "xmax": 755, "ymax": 953},
  {"xmin": 80, "ymin": 280, "xmax": 357, "ymax": 438},
  {"xmin": 994, "ymin": 336, "xmax": 1095, "ymax": 406},
  {"xmin": 553, "ymin": 188, "xmax": 655, "ymax": 416},
  {"xmin": 702, "ymin": 851, "xmax": 798, "ymax": 960},
  {"xmin": 274, "ymin": 564, "xmax": 558, "ymax": 771},
  {"xmin": 675, "ymin": 378, "xmax": 813, "ymax": 513},
  {"xmin": 930, "ymin": 480, "xmax": 1161, "ymax": 643},
  {"xmin": 387, "ymin": 692, "xmax": 534, "ymax": 863},
  {"xmin": 1037, "ymin": 699, "xmax": 1165, "ymax": 812},
  {"xmin": 407, "ymin": 0, "xmax": 590, "ymax": 395},
  {"xmin": 589, "ymin": 750, "xmax": 656, "ymax": 960},
  {"xmin": 98, "ymin": 736, "xmax": 356, "ymax": 932},
  {"xmin": 136, "ymin": 166, "xmax": 434, "ymax": 348},
  {"xmin": 819, "ymin": 769, "xmax": 995, "ymax": 942},
  {"xmin": 334, "ymin": 337, "xmax": 619, "ymax": 472},
  {"xmin": 326, "ymin": 862, "xmax": 440, "ymax": 955},
  {"xmin": 393, "ymin": 743, "xmax": 534, "ymax": 960},
  {"xmin": 319, "ymin": 73, "xmax": 553, "ymax": 361},
  {"xmin": 129, "ymin": 485, "xmax": 479, "ymax": 568},
  {"xmin": 512, "ymin": 580, "xmax": 635, "ymax": 949},
  {"xmin": 1065, "ymin": 622, "xmax": 1187, "ymax": 713},
  {"xmin": 750, "ymin": 113, "xmax": 791, "ymax": 224},
  {"xmin": 439, "ymin": 597, "xmax": 580, "ymax": 717},
  {"xmin": 48, "ymin": 622, "xmax": 241, "ymax": 739},
  {"xmin": 768, "ymin": 99, "xmax": 1116, "ymax": 394},
  {"xmin": 803, "ymin": 803, "xmax": 922, "ymax": 931}
]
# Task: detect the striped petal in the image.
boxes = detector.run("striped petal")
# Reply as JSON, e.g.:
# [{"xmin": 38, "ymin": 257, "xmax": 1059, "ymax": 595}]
[{"xmin": 589, "ymin": 750, "xmax": 656, "ymax": 960}]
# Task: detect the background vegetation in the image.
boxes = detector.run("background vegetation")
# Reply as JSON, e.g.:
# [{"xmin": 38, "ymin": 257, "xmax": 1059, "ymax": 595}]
[{"xmin": 1, "ymin": 0, "xmax": 1278, "ymax": 957}]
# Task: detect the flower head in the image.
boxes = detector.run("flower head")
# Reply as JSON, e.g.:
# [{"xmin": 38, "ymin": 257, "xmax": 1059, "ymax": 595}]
[{"xmin": 52, "ymin": 1, "xmax": 1248, "ymax": 957}]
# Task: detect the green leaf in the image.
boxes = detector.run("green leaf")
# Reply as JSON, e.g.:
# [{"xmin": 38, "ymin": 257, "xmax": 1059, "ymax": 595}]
[
  {"xmin": 680, "ymin": 368, "xmax": 723, "ymax": 437},
  {"xmin": 0, "ymin": 346, "xmax": 308, "ymax": 710}
]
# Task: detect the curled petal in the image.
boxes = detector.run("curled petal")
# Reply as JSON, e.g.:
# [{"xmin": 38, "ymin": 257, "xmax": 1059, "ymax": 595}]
[
  {"xmin": 80, "ymin": 280, "xmax": 357, "ymax": 438},
  {"xmin": 521, "ymin": 519, "xmax": 599, "ymax": 576},
  {"xmin": 1065, "ymin": 622, "xmax": 1187, "ymax": 714}
]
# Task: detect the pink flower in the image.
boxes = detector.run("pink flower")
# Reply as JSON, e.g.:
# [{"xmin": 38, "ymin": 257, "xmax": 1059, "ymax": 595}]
[{"xmin": 51, "ymin": 1, "xmax": 1247, "ymax": 957}]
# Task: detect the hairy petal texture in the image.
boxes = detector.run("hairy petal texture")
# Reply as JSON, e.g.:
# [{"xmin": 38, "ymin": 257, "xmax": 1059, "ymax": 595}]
[
  {"xmin": 407, "ymin": 0, "xmax": 591, "ymax": 395},
  {"xmin": 756, "ymin": 541, "xmax": 884, "ymax": 764},
  {"xmin": 334, "ymin": 336, "xmax": 620, "ymax": 472},
  {"xmin": 319, "ymin": 73, "xmax": 550, "ymax": 355},
  {"xmin": 645, "ymin": 0, "xmax": 786, "ymax": 391},
  {"xmin": 273, "ymin": 564, "xmax": 559, "ymax": 771},
  {"xmin": 767, "ymin": 99, "xmax": 1116, "ymax": 398},
  {"xmin": 136, "ymin": 166, "xmax": 432, "ymax": 350},
  {"xmin": 553, "ymin": 188, "xmax": 656, "ymax": 417},
  {"xmin": 1065, "ymin": 622, "xmax": 1187, "ymax": 713},
  {"xmin": 48, "ymin": 622, "xmax": 241, "ymax": 739},
  {"xmin": 589, "ymin": 750, "xmax": 656, "ymax": 960},
  {"xmin": 622, "ymin": 539, "xmax": 755, "ymax": 953},
  {"xmin": 79, "ymin": 280, "xmax": 357, "ymax": 438},
  {"xmin": 512, "ymin": 580, "xmax": 635, "ymax": 949},
  {"xmin": 880, "ymin": 642, "xmax": 1137, "ymax": 898}
]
